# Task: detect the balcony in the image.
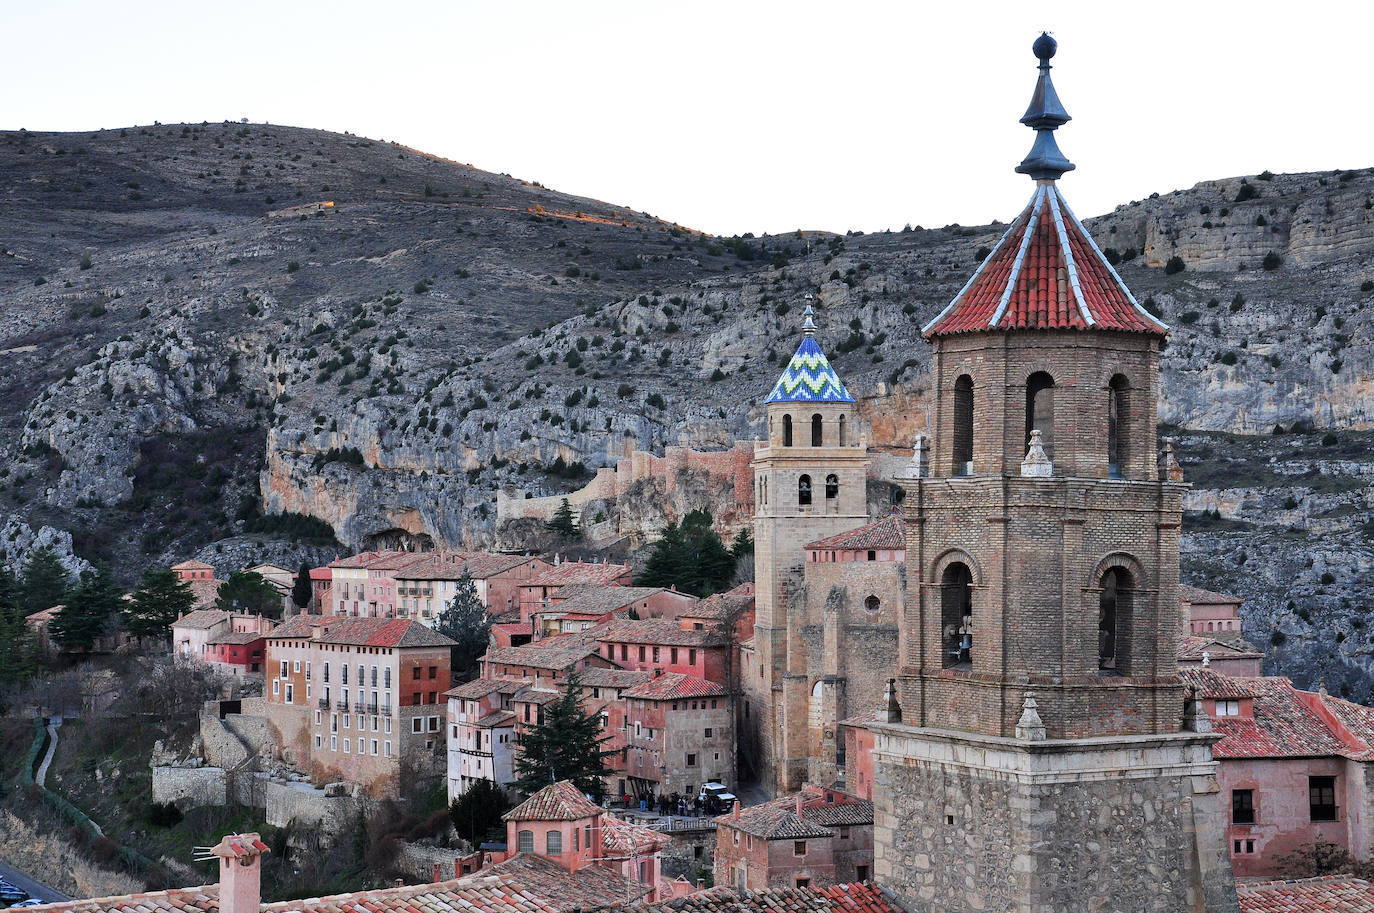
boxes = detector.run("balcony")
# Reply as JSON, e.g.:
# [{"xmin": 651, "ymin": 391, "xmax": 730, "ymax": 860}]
[
  {"xmin": 317, "ymin": 698, "xmax": 329, "ymax": 710},
  {"xmin": 353, "ymin": 701, "xmax": 366, "ymax": 713},
  {"xmin": 367, "ymin": 702, "xmax": 379, "ymax": 715},
  {"xmin": 335, "ymin": 700, "xmax": 349, "ymax": 711}
]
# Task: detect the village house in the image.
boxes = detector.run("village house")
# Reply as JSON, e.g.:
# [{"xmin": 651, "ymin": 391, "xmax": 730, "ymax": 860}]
[
  {"xmin": 446, "ymin": 678, "xmax": 522, "ymax": 801},
  {"xmin": 594, "ymin": 619, "xmax": 730, "ymax": 681},
  {"xmin": 1183, "ymin": 666, "xmax": 1374, "ymax": 877},
  {"xmin": 172, "ymin": 559, "xmax": 226, "ymax": 609},
  {"xmin": 171, "ymin": 609, "xmax": 277, "ymax": 672},
  {"xmin": 1178, "ymin": 585, "xmax": 1264, "ymax": 676},
  {"xmin": 622, "ymin": 673, "xmax": 734, "ymax": 800},
  {"xmin": 532, "ymin": 586, "xmax": 699, "ymax": 639},
  {"xmin": 261, "ymin": 615, "xmax": 455, "ymax": 791},
  {"xmin": 307, "ymin": 566, "xmax": 332, "ymax": 613},
  {"xmin": 326, "ymin": 551, "xmax": 434, "ymax": 619},
  {"xmin": 517, "ymin": 562, "xmax": 633, "ymax": 621},
  {"xmin": 395, "ymin": 553, "xmax": 552, "ymax": 624},
  {"xmin": 713, "ymin": 786, "xmax": 874, "ymax": 890}
]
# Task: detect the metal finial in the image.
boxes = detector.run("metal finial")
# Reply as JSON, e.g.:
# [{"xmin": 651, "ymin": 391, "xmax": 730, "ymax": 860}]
[
  {"xmin": 801, "ymin": 303, "xmax": 817, "ymax": 337},
  {"xmin": 1015, "ymin": 32, "xmax": 1075, "ymax": 182}
]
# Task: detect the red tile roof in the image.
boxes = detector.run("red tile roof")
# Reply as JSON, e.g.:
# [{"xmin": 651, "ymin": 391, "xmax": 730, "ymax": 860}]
[
  {"xmin": 485, "ymin": 642, "xmax": 602, "ymax": 671},
  {"xmin": 268, "ymin": 615, "xmax": 455, "ymax": 648},
  {"xmin": 717, "ymin": 787, "xmax": 872, "ymax": 839},
  {"xmin": 172, "ymin": 560, "xmax": 214, "ymax": 571},
  {"xmin": 396, "ymin": 552, "xmax": 539, "ymax": 581},
  {"xmin": 1180, "ymin": 584, "xmax": 1243, "ymax": 605},
  {"xmin": 594, "ymin": 618, "xmax": 726, "ymax": 647},
  {"xmin": 805, "ymin": 515, "xmax": 904, "ymax": 551},
  {"xmin": 1208, "ymin": 677, "xmax": 1352, "ymax": 760},
  {"xmin": 624, "ymin": 673, "xmax": 726, "ymax": 701},
  {"xmin": 1177, "ymin": 635, "xmax": 1263, "ymax": 661},
  {"xmin": 640, "ymin": 884, "xmax": 900, "ymax": 913},
  {"xmin": 1178, "ymin": 668, "xmax": 1265, "ymax": 700},
  {"xmin": 1238, "ymin": 875, "xmax": 1374, "ymax": 913},
  {"xmin": 173, "ymin": 609, "xmax": 231, "ymax": 630},
  {"xmin": 504, "ymin": 780, "xmax": 602, "ymax": 821},
  {"xmin": 484, "ymin": 853, "xmax": 650, "ymax": 910},
  {"xmin": 924, "ymin": 183, "xmax": 1167, "ymax": 337},
  {"xmin": 527, "ymin": 563, "xmax": 632, "ymax": 587}
]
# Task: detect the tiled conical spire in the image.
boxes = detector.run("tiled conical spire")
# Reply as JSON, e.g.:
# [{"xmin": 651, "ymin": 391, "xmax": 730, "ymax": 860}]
[
  {"xmin": 922, "ymin": 35, "xmax": 1168, "ymax": 338},
  {"xmin": 764, "ymin": 304, "xmax": 854, "ymax": 403}
]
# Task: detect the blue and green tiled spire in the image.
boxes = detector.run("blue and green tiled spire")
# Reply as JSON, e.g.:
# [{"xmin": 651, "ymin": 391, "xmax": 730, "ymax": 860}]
[{"xmin": 763, "ymin": 304, "xmax": 854, "ymax": 404}]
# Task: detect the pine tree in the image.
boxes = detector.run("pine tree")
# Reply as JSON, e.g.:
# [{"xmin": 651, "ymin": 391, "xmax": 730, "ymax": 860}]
[
  {"xmin": 19, "ymin": 547, "xmax": 70, "ymax": 616},
  {"xmin": 292, "ymin": 561, "xmax": 313, "ymax": 610},
  {"xmin": 0, "ymin": 566, "xmax": 40, "ymax": 686},
  {"xmin": 49, "ymin": 566, "xmax": 123, "ymax": 651},
  {"xmin": 434, "ymin": 571, "xmax": 490, "ymax": 682},
  {"xmin": 729, "ymin": 527, "xmax": 754, "ymax": 560},
  {"xmin": 635, "ymin": 510, "xmax": 736, "ymax": 596},
  {"xmin": 513, "ymin": 672, "xmax": 617, "ymax": 800},
  {"xmin": 124, "ymin": 569, "xmax": 196, "ymax": 639},
  {"xmin": 216, "ymin": 570, "xmax": 285, "ymax": 618},
  {"xmin": 449, "ymin": 779, "xmax": 509, "ymax": 844},
  {"xmin": 545, "ymin": 499, "xmax": 579, "ymax": 538}
]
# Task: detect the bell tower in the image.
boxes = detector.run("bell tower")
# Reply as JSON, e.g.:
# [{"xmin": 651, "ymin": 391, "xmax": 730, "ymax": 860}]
[
  {"xmin": 870, "ymin": 34, "xmax": 1238, "ymax": 913},
  {"xmin": 750, "ymin": 304, "xmax": 868, "ymax": 793}
]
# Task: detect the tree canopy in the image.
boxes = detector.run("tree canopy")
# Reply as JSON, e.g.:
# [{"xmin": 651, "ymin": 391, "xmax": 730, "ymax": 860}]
[
  {"xmin": 634, "ymin": 510, "xmax": 736, "ymax": 596},
  {"xmin": 19, "ymin": 547, "xmax": 71, "ymax": 616},
  {"xmin": 292, "ymin": 561, "xmax": 313, "ymax": 610},
  {"xmin": 449, "ymin": 779, "xmax": 509, "ymax": 845},
  {"xmin": 513, "ymin": 671, "xmax": 616, "ymax": 800},
  {"xmin": 50, "ymin": 566, "xmax": 123, "ymax": 651},
  {"xmin": 124, "ymin": 568, "xmax": 196, "ymax": 639},
  {"xmin": 215, "ymin": 570, "xmax": 284, "ymax": 618},
  {"xmin": 545, "ymin": 499, "xmax": 579, "ymax": 538},
  {"xmin": 0, "ymin": 566, "xmax": 41, "ymax": 689},
  {"xmin": 434, "ymin": 571, "xmax": 491, "ymax": 682}
]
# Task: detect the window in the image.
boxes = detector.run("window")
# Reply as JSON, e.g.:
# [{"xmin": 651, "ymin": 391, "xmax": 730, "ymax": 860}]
[
  {"xmin": 798, "ymin": 474, "xmax": 812, "ymax": 506},
  {"xmin": 856, "ymin": 865, "xmax": 869, "ymax": 882},
  {"xmin": 686, "ymin": 753, "xmax": 697, "ymax": 767},
  {"xmin": 518, "ymin": 830, "xmax": 534, "ymax": 853},
  {"xmin": 1310, "ymin": 776, "xmax": 1338, "ymax": 821},
  {"xmin": 314, "ymin": 735, "xmax": 322, "ymax": 748},
  {"xmin": 704, "ymin": 728, "xmax": 713, "ymax": 738},
  {"xmin": 1216, "ymin": 700, "xmax": 1241, "ymax": 717},
  {"xmin": 838, "ymin": 414, "xmax": 847, "ymax": 446},
  {"xmin": 428, "ymin": 716, "xmax": 440, "ymax": 732},
  {"xmin": 1233, "ymin": 839, "xmax": 1255, "ymax": 855},
  {"xmin": 429, "ymin": 666, "xmax": 437, "ymax": 679},
  {"xmin": 285, "ymin": 684, "xmax": 294, "ymax": 703},
  {"xmin": 280, "ymin": 661, "xmax": 288, "ymax": 679},
  {"xmin": 413, "ymin": 667, "xmax": 421, "ymax": 680},
  {"xmin": 384, "ymin": 740, "xmax": 392, "ymax": 756},
  {"xmin": 413, "ymin": 718, "xmax": 423, "ymax": 733},
  {"xmin": 865, "ymin": 594, "xmax": 881, "ymax": 611},
  {"xmin": 1108, "ymin": 375, "xmax": 1129, "ymax": 478},
  {"xmin": 546, "ymin": 830, "xmax": 562, "ymax": 854},
  {"xmin": 293, "ymin": 660, "xmax": 301, "ymax": 673},
  {"xmin": 941, "ymin": 562, "xmax": 974, "ymax": 667},
  {"xmin": 330, "ymin": 735, "xmax": 337, "ymax": 751},
  {"xmin": 866, "ymin": 550, "xmax": 876, "ymax": 561},
  {"xmin": 1232, "ymin": 789, "xmax": 1255, "ymax": 825},
  {"xmin": 343, "ymin": 738, "xmax": 350, "ymax": 754},
  {"xmin": 783, "ymin": 414, "xmax": 793, "ymax": 447},
  {"xmin": 1099, "ymin": 567, "xmax": 1133, "ymax": 673},
  {"xmin": 796, "ymin": 878, "xmax": 810, "ymax": 889},
  {"xmin": 811, "ymin": 414, "xmax": 823, "ymax": 447},
  {"xmin": 1025, "ymin": 371, "xmax": 1055, "ymax": 461},
  {"xmin": 953, "ymin": 374, "xmax": 974, "ymax": 475},
  {"xmin": 371, "ymin": 739, "xmax": 378, "ymax": 755},
  {"xmin": 573, "ymin": 828, "xmax": 580, "ymax": 852},
  {"xmin": 826, "ymin": 473, "xmax": 839, "ymax": 500},
  {"xmin": 384, "ymin": 668, "xmax": 392, "ymax": 688},
  {"xmin": 272, "ymin": 680, "xmax": 280, "ymax": 696},
  {"xmin": 794, "ymin": 841, "xmax": 807, "ymax": 857},
  {"xmin": 323, "ymin": 662, "xmax": 330, "ymax": 682}
]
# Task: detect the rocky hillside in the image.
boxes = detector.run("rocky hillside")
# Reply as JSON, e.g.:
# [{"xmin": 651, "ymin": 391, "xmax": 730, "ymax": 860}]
[{"xmin": 2, "ymin": 124, "xmax": 1373, "ymax": 694}]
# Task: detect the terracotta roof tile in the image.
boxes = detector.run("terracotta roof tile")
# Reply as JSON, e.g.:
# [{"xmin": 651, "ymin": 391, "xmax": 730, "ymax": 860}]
[
  {"xmin": 445, "ymin": 678, "xmax": 514, "ymax": 700},
  {"xmin": 1177, "ymin": 634, "xmax": 1263, "ymax": 661},
  {"xmin": 640, "ymin": 884, "xmax": 900, "ymax": 913},
  {"xmin": 503, "ymin": 781, "xmax": 602, "ymax": 822},
  {"xmin": 526, "ymin": 563, "xmax": 632, "ymax": 587},
  {"xmin": 171, "ymin": 560, "xmax": 215, "ymax": 571},
  {"xmin": 173, "ymin": 609, "xmax": 231, "ymax": 630},
  {"xmin": 1178, "ymin": 668, "xmax": 1265, "ymax": 699},
  {"xmin": 395, "ymin": 553, "xmax": 539, "ymax": 581},
  {"xmin": 269, "ymin": 615, "xmax": 455, "ymax": 649},
  {"xmin": 623, "ymin": 673, "xmax": 726, "ymax": 701},
  {"xmin": 577, "ymin": 668, "xmax": 654, "ymax": 689},
  {"xmin": 805, "ymin": 516, "xmax": 904, "ymax": 551},
  {"xmin": 594, "ymin": 618, "xmax": 726, "ymax": 647},
  {"xmin": 1208, "ymin": 677, "xmax": 1351, "ymax": 760},
  {"xmin": 716, "ymin": 788, "xmax": 871, "ymax": 839},
  {"xmin": 1238, "ymin": 875, "xmax": 1374, "ymax": 913},
  {"xmin": 1180, "ymin": 584, "xmax": 1244, "ymax": 605},
  {"xmin": 549, "ymin": 587, "xmax": 681, "ymax": 616},
  {"xmin": 484, "ymin": 853, "xmax": 649, "ymax": 910},
  {"xmin": 924, "ymin": 183, "xmax": 1166, "ymax": 337},
  {"xmin": 484, "ymin": 642, "xmax": 601, "ymax": 672}
]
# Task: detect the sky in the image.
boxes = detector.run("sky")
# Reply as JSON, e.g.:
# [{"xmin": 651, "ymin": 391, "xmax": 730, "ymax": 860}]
[{"xmin": 4, "ymin": 0, "xmax": 1372, "ymax": 237}]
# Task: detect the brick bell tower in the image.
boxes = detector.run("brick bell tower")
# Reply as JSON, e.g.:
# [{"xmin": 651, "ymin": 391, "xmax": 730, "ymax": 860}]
[
  {"xmin": 870, "ymin": 34, "xmax": 1239, "ymax": 913},
  {"xmin": 750, "ymin": 303, "xmax": 869, "ymax": 794}
]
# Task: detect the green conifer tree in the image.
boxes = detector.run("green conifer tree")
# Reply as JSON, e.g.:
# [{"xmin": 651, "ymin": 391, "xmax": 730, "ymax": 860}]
[
  {"xmin": 49, "ymin": 566, "xmax": 123, "ymax": 651},
  {"xmin": 215, "ymin": 570, "xmax": 285, "ymax": 618},
  {"xmin": 545, "ymin": 499, "xmax": 579, "ymax": 538},
  {"xmin": 434, "ymin": 571, "xmax": 490, "ymax": 682},
  {"xmin": 513, "ymin": 672, "xmax": 616, "ymax": 800},
  {"xmin": 449, "ymin": 778, "xmax": 510, "ymax": 844},
  {"xmin": 19, "ymin": 547, "xmax": 70, "ymax": 616},
  {"xmin": 635, "ymin": 510, "xmax": 735, "ymax": 596},
  {"xmin": 292, "ymin": 561, "xmax": 313, "ymax": 610},
  {"xmin": 124, "ymin": 568, "xmax": 196, "ymax": 639},
  {"xmin": 0, "ymin": 566, "xmax": 41, "ymax": 686}
]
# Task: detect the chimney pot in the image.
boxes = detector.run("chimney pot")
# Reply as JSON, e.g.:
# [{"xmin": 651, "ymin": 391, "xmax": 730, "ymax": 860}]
[{"xmin": 213, "ymin": 833, "xmax": 268, "ymax": 913}]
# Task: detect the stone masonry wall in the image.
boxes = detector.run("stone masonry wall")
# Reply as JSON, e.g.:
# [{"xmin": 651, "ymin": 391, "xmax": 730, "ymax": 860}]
[{"xmin": 151, "ymin": 766, "xmax": 228, "ymax": 806}]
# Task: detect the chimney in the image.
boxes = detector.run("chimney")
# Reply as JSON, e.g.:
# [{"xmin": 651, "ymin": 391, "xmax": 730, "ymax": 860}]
[
  {"xmin": 731, "ymin": 800, "xmax": 741, "ymax": 821},
  {"xmin": 211, "ymin": 833, "xmax": 269, "ymax": 913},
  {"xmin": 794, "ymin": 793, "xmax": 803, "ymax": 816},
  {"xmin": 433, "ymin": 863, "xmax": 443, "ymax": 883}
]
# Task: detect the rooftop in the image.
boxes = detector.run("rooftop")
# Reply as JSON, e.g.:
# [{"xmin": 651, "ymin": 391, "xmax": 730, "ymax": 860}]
[
  {"xmin": 1180, "ymin": 584, "xmax": 1244, "ymax": 605},
  {"xmin": 551, "ymin": 586, "xmax": 685, "ymax": 616},
  {"xmin": 805, "ymin": 515, "xmax": 904, "ymax": 551},
  {"xmin": 623, "ymin": 673, "xmax": 726, "ymax": 701},
  {"xmin": 504, "ymin": 780, "xmax": 602, "ymax": 822},
  {"xmin": 268, "ymin": 615, "xmax": 455, "ymax": 649},
  {"xmin": 173, "ymin": 609, "xmax": 232, "ymax": 630},
  {"xmin": 395, "ymin": 552, "xmax": 539, "ymax": 581},
  {"xmin": 763, "ymin": 307, "xmax": 853, "ymax": 405},
  {"xmin": 485, "ymin": 642, "xmax": 602, "ymax": 671},
  {"xmin": 717, "ymin": 787, "xmax": 872, "ymax": 839},
  {"xmin": 484, "ymin": 853, "xmax": 650, "ymax": 910},
  {"xmin": 594, "ymin": 618, "xmax": 726, "ymax": 647},
  {"xmin": 639, "ymin": 885, "xmax": 900, "ymax": 913},
  {"xmin": 1237, "ymin": 875, "xmax": 1374, "ymax": 913},
  {"xmin": 526, "ymin": 562, "xmax": 632, "ymax": 588},
  {"xmin": 171, "ymin": 559, "xmax": 214, "ymax": 571}
]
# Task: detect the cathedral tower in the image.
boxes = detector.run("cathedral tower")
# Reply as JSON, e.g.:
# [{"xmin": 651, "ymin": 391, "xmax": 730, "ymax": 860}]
[
  {"xmin": 870, "ymin": 35, "xmax": 1238, "ymax": 913},
  {"xmin": 750, "ymin": 305, "xmax": 869, "ymax": 793}
]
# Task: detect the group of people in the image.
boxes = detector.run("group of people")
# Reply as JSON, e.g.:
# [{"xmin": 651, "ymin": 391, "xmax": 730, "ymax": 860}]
[{"xmin": 623, "ymin": 790, "xmax": 725, "ymax": 817}]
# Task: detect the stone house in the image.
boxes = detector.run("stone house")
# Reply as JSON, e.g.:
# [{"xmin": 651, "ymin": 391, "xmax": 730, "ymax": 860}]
[
  {"xmin": 622, "ymin": 673, "xmax": 733, "ymax": 800},
  {"xmin": 517, "ymin": 562, "xmax": 633, "ymax": 621},
  {"xmin": 261, "ymin": 615, "xmax": 455, "ymax": 792},
  {"xmin": 713, "ymin": 786, "xmax": 873, "ymax": 890},
  {"xmin": 206, "ymin": 630, "xmax": 269, "ymax": 677},
  {"xmin": 172, "ymin": 558, "xmax": 225, "ymax": 609},
  {"xmin": 307, "ymin": 566, "xmax": 331, "ymax": 614},
  {"xmin": 1183, "ymin": 666, "xmax": 1374, "ymax": 877},
  {"xmin": 594, "ymin": 619, "xmax": 730, "ymax": 681},
  {"xmin": 532, "ymin": 586, "xmax": 700, "ymax": 638},
  {"xmin": 172, "ymin": 609, "xmax": 277, "ymax": 666},
  {"xmin": 446, "ymin": 678, "xmax": 521, "ymax": 801},
  {"xmin": 327, "ymin": 551, "xmax": 433, "ymax": 619},
  {"xmin": 395, "ymin": 553, "xmax": 552, "ymax": 624}
]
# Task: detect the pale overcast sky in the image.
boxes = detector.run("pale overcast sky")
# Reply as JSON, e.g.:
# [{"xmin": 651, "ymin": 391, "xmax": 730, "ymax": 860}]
[{"xmin": 4, "ymin": 0, "xmax": 1370, "ymax": 236}]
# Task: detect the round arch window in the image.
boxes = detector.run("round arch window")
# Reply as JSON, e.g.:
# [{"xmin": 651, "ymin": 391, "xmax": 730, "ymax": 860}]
[{"xmin": 864, "ymin": 595, "xmax": 881, "ymax": 612}]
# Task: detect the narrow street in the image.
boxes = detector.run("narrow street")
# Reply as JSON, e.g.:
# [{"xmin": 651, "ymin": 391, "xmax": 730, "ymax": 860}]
[{"xmin": 0, "ymin": 858, "xmax": 69, "ymax": 905}]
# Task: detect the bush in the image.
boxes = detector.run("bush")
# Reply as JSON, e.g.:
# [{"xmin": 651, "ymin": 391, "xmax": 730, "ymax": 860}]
[
  {"xmin": 646, "ymin": 393, "xmax": 666, "ymax": 410},
  {"xmin": 1262, "ymin": 252, "xmax": 1282, "ymax": 271},
  {"xmin": 1362, "ymin": 280, "xmax": 1374, "ymax": 293},
  {"xmin": 1322, "ymin": 431, "xmax": 1339, "ymax": 446},
  {"xmin": 1219, "ymin": 351, "xmax": 1238, "ymax": 366},
  {"xmin": 1235, "ymin": 182, "xmax": 1259, "ymax": 202},
  {"xmin": 1164, "ymin": 256, "xmax": 1185, "ymax": 275},
  {"xmin": 286, "ymin": 260, "xmax": 300, "ymax": 273},
  {"xmin": 1179, "ymin": 311, "xmax": 1200, "ymax": 324}
]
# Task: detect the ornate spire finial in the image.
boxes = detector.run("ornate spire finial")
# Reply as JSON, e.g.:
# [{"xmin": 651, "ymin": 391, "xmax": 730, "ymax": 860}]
[
  {"xmin": 1015, "ymin": 32, "xmax": 1076, "ymax": 182},
  {"xmin": 801, "ymin": 301, "xmax": 817, "ymax": 337}
]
